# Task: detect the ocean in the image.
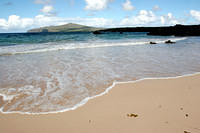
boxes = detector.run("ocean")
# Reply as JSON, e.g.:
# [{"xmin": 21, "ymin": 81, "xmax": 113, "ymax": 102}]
[{"xmin": 0, "ymin": 32, "xmax": 200, "ymax": 114}]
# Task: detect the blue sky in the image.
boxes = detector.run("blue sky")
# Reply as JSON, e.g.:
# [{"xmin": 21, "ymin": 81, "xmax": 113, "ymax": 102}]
[{"xmin": 0, "ymin": 0, "xmax": 200, "ymax": 32}]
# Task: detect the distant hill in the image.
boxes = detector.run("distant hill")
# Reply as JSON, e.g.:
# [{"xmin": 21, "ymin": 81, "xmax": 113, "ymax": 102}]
[{"xmin": 27, "ymin": 23, "xmax": 103, "ymax": 33}]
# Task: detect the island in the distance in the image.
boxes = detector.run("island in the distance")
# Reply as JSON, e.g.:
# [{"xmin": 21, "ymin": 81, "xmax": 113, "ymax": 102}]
[
  {"xmin": 28, "ymin": 23, "xmax": 200, "ymax": 37},
  {"xmin": 27, "ymin": 23, "xmax": 103, "ymax": 33}
]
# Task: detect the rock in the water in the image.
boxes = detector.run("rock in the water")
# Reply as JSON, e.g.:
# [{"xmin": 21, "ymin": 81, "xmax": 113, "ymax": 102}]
[
  {"xmin": 150, "ymin": 42, "xmax": 157, "ymax": 44},
  {"xmin": 165, "ymin": 40, "xmax": 175, "ymax": 44}
]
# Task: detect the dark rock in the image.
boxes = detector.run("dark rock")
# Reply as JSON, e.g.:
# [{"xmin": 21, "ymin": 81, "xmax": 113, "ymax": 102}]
[
  {"xmin": 150, "ymin": 42, "xmax": 157, "ymax": 44},
  {"xmin": 165, "ymin": 40, "xmax": 175, "ymax": 44}
]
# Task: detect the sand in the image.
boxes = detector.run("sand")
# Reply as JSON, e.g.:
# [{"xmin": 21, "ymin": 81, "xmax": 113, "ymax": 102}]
[{"xmin": 0, "ymin": 74, "xmax": 200, "ymax": 133}]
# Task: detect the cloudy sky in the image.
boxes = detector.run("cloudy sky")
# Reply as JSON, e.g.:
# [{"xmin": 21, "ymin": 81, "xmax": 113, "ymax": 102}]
[{"xmin": 0, "ymin": 0, "xmax": 200, "ymax": 32}]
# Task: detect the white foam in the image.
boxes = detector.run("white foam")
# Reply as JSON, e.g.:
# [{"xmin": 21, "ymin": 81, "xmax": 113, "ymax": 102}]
[
  {"xmin": 0, "ymin": 93, "xmax": 15, "ymax": 101},
  {"xmin": 0, "ymin": 71, "xmax": 199, "ymax": 115}
]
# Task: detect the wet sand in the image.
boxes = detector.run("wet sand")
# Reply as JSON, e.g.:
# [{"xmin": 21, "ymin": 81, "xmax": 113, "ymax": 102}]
[{"xmin": 0, "ymin": 74, "xmax": 200, "ymax": 133}]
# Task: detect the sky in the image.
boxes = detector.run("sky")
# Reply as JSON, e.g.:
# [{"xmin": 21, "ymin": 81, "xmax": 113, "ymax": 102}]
[{"xmin": 0, "ymin": 0, "xmax": 200, "ymax": 32}]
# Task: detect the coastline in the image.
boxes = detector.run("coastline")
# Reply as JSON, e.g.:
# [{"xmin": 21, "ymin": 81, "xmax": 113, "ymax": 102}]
[{"xmin": 1, "ymin": 73, "xmax": 200, "ymax": 133}]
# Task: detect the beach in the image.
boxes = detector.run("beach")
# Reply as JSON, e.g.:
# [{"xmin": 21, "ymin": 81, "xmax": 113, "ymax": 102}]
[
  {"xmin": 0, "ymin": 73, "xmax": 200, "ymax": 133},
  {"xmin": 1, "ymin": 0, "xmax": 200, "ymax": 132}
]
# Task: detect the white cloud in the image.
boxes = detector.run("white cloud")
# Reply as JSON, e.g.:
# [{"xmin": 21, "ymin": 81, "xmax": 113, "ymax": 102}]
[
  {"xmin": 120, "ymin": 10, "xmax": 157, "ymax": 26},
  {"xmin": 122, "ymin": 0, "xmax": 135, "ymax": 11},
  {"xmin": 34, "ymin": 0, "xmax": 52, "ymax": 5},
  {"xmin": 152, "ymin": 5, "xmax": 161, "ymax": 11},
  {"xmin": 190, "ymin": 10, "xmax": 200, "ymax": 21},
  {"xmin": 160, "ymin": 13, "xmax": 179, "ymax": 25},
  {"xmin": 0, "ymin": 15, "xmax": 34, "ymax": 31},
  {"xmin": 0, "ymin": 19, "xmax": 8, "ymax": 30},
  {"xmin": 70, "ymin": 17, "xmax": 115, "ymax": 27},
  {"xmin": 34, "ymin": 15, "xmax": 61, "ymax": 26},
  {"xmin": 41, "ymin": 5, "xmax": 54, "ymax": 14},
  {"xmin": 84, "ymin": 0, "xmax": 113, "ymax": 11},
  {"xmin": 35, "ymin": 0, "xmax": 56, "ymax": 16},
  {"xmin": 120, "ymin": 10, "xmax": 181, "ymax": 27}
]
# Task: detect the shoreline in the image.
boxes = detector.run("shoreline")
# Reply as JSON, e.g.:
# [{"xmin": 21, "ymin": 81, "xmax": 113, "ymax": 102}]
[
  {"xmin": 1, "ymin": 71, "xmax": 200, "ymax": 115},
  {"xmin": 1, "ymin": 73, "xmax": 200, "ymax": 133}
]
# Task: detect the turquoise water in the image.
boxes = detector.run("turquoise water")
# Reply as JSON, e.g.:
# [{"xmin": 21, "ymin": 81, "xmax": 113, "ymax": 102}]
[{"xmin": 0, "ymin": 32, "xmax": 200, "ymax": 114}]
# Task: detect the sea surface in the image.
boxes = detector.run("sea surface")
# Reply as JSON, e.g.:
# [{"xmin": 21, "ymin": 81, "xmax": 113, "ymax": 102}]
[{"xmin": 0, "ymin": 32, "xmax": 200, "ymax": 114}]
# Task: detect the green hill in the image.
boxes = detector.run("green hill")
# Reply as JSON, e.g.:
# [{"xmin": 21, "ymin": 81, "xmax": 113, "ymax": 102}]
[{"xmin": 27, "ymin": 23, "xmax": 103, "ymax": 33}]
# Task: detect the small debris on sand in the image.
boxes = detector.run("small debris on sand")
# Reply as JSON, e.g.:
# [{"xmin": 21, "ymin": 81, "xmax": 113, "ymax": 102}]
[
  {"xmin": 185, "ymin": 114, "xmax": 189, "ymax": 117},
  {"xmin": 127, "ymin": 113, "xmax": 138, "ymax": 118},
  {"xmin": 184, "ymin": 131, "xmax": 190, "ymax": 133}
]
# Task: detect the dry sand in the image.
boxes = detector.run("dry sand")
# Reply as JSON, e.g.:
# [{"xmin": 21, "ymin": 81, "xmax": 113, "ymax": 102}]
[{"xmin": 0, "ymin": 74, "xmax": 200, "ymax": 133}]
